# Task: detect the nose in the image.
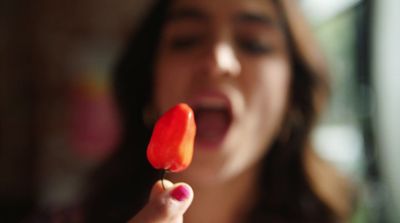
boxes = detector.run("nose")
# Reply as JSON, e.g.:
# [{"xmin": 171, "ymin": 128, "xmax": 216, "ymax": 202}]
[{"xmin": 202, "ymin": 42, "xmax": 241, "ymax": 78}]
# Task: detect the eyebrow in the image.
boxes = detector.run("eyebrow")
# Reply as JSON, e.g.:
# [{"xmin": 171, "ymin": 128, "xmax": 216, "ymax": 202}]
[{"xmin": 167, "ymin": 7, "xmax": 208, "ymax": 23}]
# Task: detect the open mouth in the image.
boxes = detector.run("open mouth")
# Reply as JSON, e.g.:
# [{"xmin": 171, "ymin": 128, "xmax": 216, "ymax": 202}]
[{"xmin": 189, "ymin": 93, "xmax": 233, "ymax": 149}]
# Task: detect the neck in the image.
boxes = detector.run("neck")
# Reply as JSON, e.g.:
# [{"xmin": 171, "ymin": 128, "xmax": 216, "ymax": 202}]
[{"xmin": 171, "ymin": 165, "xmax": 260, "ymax": 223}]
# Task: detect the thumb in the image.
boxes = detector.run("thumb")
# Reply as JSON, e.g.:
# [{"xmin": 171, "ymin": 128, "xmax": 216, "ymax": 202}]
[{"xmin": 128, "ymin": 180, "xmax": 194, "ymax": 223}]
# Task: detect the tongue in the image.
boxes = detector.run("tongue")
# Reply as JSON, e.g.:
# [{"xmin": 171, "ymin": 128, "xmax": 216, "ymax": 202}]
[{"xmin": 195, "ymin": 109, "xmax": 230, "ymax": 144}]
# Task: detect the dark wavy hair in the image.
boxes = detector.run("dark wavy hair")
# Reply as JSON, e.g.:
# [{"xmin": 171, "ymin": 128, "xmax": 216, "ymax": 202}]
[{"xmin": 85, "ymin": 0, "xmax": 349, "ymax": 222}]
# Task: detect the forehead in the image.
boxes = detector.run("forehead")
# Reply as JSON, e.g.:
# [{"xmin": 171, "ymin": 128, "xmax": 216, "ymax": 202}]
[{"xmin": 168, "ymin": 0, "xmax": 279, "ymax": 21}]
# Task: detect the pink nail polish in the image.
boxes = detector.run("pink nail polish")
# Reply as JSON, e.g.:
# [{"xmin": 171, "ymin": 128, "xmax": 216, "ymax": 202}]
[{"xmin": 170, "ymin": 185, "xmax": 190, "ymax": 201}]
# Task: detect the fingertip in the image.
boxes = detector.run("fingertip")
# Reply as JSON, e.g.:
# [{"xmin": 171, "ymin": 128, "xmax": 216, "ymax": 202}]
[
  {"xmin": 130, "ymin": 181, "xmax": 193, "ymax": 223},
  {"xmin": 162, "ymin": 182, "xmax": 193, "ymax": 218}
]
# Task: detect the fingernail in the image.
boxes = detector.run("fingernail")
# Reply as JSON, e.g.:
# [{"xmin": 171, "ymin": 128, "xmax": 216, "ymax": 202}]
[{"xmin": 170, "ymin": 185, "xmax": 190, "ymax": 201}]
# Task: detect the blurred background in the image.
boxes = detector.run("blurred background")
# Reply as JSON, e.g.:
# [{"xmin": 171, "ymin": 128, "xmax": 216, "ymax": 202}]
[{"xmin": 0, "ymin": 0, "xmax": 399, "ymax": 222}]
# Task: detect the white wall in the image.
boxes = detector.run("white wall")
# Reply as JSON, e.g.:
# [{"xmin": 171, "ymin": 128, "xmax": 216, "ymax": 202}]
[{"xmin": 372, "ymin": 0, "xmax": 400, "ymax": 221}]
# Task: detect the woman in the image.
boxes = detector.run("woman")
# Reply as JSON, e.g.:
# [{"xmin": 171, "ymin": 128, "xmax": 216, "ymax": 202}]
[{"xmin": 85, "ymin": 0, "xmax": 352, "ymax": 222}]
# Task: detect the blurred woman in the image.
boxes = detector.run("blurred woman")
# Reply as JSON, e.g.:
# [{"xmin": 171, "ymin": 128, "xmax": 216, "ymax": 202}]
[{"xmin": 85, "ymin": 0, "xmax": 352, "ymax": 222}]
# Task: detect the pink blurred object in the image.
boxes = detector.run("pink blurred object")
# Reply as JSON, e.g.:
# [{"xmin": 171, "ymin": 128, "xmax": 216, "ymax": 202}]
[{"xmin": 67, "ymin": 79, "xmax": 121, "ymax": 162}]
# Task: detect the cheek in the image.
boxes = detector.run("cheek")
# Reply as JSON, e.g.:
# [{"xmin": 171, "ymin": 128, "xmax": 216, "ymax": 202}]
[
  {"xmin": 259, "ymin": 61, "xmax": 291, "ymax": 112},
  {"xmin": 244, "ymin": 58, "xmax": 291, "ymax": 143}
]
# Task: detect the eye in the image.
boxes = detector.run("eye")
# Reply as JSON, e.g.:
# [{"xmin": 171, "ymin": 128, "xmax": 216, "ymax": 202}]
[
  {"xmin": 237, "ymin": 38, "xmax": 274, "ymax": 55},
  {"xmin": 169, "ymin": 35, "xmax": 203, "ymax": 50}
]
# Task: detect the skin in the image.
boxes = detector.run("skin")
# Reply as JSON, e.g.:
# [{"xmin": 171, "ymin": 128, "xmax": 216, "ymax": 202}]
[
  {"xmin": 130, "ymin": 0, "xmax": 292, "ymax": 222},
  {"xmin": 155, "ymin": 0, "xmax": 291, "ymax": 185}
]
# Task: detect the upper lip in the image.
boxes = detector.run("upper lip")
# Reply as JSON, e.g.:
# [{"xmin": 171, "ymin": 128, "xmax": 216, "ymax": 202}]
[{"xmin": 187, "ymin": 90, "xmax": 233, "ymax": 119}]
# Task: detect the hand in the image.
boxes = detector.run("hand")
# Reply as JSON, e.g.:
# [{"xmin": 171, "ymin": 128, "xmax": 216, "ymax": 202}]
[{"xmin": 128, "ymin": 180, "xmax": 194, "ymax": 223}]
